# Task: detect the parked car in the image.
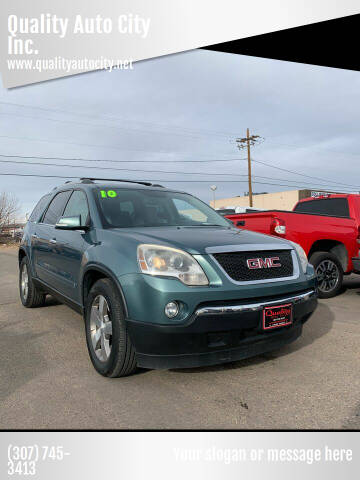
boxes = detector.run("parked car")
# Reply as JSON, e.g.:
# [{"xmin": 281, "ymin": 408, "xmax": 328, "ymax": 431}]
[
  {"xmin": 19, "ymin": 178, "xmax": 317, "ymax": 377},
  {"xmin": 216, "ymin": 207, "xmax": 264, "ymax": 216},
  {"xmin": 234, "ymin": 206, "xmax": 265, "ymax": 214},
  {"xmin": 216, "ymin": 208, "xmax": 237, "ymax": 216},
  {"xmin": 226, "ymin": 194, "xmax": 360, "ymax": 298}
]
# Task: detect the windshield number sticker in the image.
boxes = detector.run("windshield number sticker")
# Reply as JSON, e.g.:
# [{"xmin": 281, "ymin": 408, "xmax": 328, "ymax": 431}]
[{"xmin": 100, "ymin": 190, "xmax": 117, "ymax": 198}]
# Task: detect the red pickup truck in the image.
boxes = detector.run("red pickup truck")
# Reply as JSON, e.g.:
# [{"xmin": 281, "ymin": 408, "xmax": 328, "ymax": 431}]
[{"xmin": 226, "ymin": 194, "xmax": 360, "ymax": 298}]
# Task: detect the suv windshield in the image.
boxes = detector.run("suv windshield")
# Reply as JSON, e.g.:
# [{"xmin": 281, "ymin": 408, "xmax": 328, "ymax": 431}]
[{"xmin": 95, "ymin": 188, "xmax": 230, "ymax": 228}]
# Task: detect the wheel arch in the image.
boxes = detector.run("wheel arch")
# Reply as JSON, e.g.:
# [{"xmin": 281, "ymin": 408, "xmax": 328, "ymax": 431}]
[
  {"xmin": 81, "ymin": 264, "xmax": 129, "ymax": 317},
  {"xmin": 308, "ymin": 240, "xmax": 348, "ymax": 272}
]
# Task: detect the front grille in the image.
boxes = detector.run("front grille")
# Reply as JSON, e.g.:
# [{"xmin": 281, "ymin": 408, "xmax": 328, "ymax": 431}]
[{"xmin": 213, "ymin": 249, "xmax": 294, "ymax": 282}]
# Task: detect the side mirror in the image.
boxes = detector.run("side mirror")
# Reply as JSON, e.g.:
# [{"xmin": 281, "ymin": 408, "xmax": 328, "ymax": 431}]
[{"xmin": 55, "ymin": 215, "xmax": 89, "ymax": 231}]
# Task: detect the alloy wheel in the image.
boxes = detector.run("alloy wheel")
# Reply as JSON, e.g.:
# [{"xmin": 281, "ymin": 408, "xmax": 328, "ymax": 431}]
[
  {"xmin": 21, "ymin": 264, "xmax": 29, "ymax": 300},
  {"xmin": 316, "ymin": 259, "xmax": 339, "ymax": 293},
  {"xmin": 90, "ymin": 295, "xmax": 113, "ymax": 362}
]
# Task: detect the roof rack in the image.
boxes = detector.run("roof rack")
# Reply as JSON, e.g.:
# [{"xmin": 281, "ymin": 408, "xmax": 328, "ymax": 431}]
[{"xmin": 79, "ymin": 177, "xmax": 163, "ymax": 187}]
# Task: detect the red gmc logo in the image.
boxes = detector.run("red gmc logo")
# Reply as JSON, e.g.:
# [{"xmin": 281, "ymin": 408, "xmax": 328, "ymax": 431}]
[{"xmin": 246, "ymin": 257, "xmax": 282, "ymax": 269}]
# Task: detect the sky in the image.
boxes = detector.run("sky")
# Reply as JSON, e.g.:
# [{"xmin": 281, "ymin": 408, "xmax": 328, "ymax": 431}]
[{"xmin": 1, "ymin": 49, "xmax": 360, "ymax": 219}]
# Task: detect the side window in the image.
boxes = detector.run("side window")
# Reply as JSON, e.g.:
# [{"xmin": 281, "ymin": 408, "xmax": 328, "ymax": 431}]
[
  {"xmin": 294, "ymin": 198, "xmax": 349, "ymax": 217},
  {"xmin": 42, "ymin": 191, "xmax": 72, "ymax": 225},
  {"xmin": 329, "ymin": 199, "xmax": 350, "ymax": 216},
  {"xmin": 62, "ymin": 190, "xmax": 89, "ymax": 225},
  {"xmin": 29, "ymin": 194, "xmax": 51, "ymax": 222},
  {"xmin": 294, "ymin": 200, "xmax": 319, "ymax": 214},
  {"xmin": 173, "ymin": 198, "xmax": 208, "ymax": 222}
]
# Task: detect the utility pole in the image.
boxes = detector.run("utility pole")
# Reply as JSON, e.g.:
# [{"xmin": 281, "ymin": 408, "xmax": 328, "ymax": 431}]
[
  {"xmin": 246, "ymin": 128, "xmax": 253, "ymax": 207},
  {"xmin": 236, "ymin": 129, "xmax": 262, "ymax": 207}
]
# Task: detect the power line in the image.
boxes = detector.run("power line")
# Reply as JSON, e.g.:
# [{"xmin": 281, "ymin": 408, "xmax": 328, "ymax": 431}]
[
  {"xmin": 1, "ymin": 154, "xmax": 358, "ymax": 190},
  {"xmin": 0, "ymin": 147, "xmax": 357, "ymax": 189},
  {"xmin": 265, "ymin": 138, "xmax": 360, "ymax": 158},
  {"xmin": 0, "ymin": 134, "xmax": 357, "ymax": 190},
  {"xmin": 0, "ymin": 157, "xmax": 250, "ymax": 177},
  {"xmin": 251, "ymin": 157, "xmax": 360, "ymax": 189},
  {"xmin": 0, "ymin": 153, "xmax": 248, "ymax": 164},
  {"xmin": 2, "ymin": 101, "xmax": 360, "ymax": 158},
  {"xmin": 0, "ymin": 134, "xmax": 240, "ymax": 159},
  {"xmin": 0, "ymin": 100, "xmax": 240, "ymax": 140},
  {"xmin": 0, "ymin": 110, "xmax": 232, "ymax": 143},
  {"xmin": 0, "ymin": 152, "xmax": 355, "ymax": 187},
  {"xmin": 0, "ymin": 172, "xmax": 356, "ymax": 192},
  {"xmin": 0, "ymin": 156, "xmax": 358, "ymax": 189}
]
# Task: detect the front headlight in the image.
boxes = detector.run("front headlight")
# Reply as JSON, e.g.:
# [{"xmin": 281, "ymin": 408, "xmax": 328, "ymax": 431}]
[
  {"xmin": 137, "ymin": 244, "xmax": 209, "ymax": 286},
  {"xmin": 289, "ymin": 241, "xmax": 308, "ymax": 273}
]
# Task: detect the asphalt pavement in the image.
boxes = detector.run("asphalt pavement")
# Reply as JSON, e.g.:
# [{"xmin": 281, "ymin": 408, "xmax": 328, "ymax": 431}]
[{"xmin": 0, "ymin": 246, "xmax": 359, "ymax": 430}]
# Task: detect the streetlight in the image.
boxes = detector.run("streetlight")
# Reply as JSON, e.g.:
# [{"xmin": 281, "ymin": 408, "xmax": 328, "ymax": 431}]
[{"xmin": 210, "ymin": 185, "xmax": 217, "ymax": 209}]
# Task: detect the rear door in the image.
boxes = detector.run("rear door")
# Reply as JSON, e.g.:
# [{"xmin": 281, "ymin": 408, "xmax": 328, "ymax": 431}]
[
  {"xmin": 26, "ymin": 194, "xmax": 51, "ymax": 269},
  {"xmin": 31, "ymin": 190, "xmax": 72, "ymax": 287}
]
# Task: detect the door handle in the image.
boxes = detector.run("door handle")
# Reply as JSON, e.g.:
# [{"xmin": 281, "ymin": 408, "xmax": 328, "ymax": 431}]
[
  {"xmin": 31, "ymin": 233, "xmax": 38, "ymax": 238},
  {"xmin": 50, "ymin": 238, "xmax": 57, "ymax": 244},
  {"xmin": 236, "ymin": 220, "xmax": 245, "ymax": 226}
]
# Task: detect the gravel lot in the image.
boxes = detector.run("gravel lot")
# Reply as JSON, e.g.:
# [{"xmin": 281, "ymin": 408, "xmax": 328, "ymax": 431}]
[{"xmin": 0, "ymin": 246, "xmax": 359, "ymax": 430}]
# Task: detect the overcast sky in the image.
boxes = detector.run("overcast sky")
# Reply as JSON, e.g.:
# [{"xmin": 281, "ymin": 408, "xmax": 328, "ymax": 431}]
[{"xmin": 1, "ymin": 49, "xmax": 360, "ymax": 219}]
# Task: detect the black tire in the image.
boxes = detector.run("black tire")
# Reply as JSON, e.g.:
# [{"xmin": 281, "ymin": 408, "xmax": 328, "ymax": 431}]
[
  {"xmin": 84, "ymin": 278, "xmax": 137, "ymax": 377},
  {"xmin": 309, "ymin": 251, "xmax": 343, "ymax": 299},
  {"xmin": 19, "ymin": 256, "xmax": 46, "ymax": 307}
]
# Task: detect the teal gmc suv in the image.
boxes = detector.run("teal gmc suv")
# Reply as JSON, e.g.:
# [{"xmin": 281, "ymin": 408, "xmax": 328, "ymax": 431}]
[{"xmin": 19, "ymin": 178, "xmax": 317, "ymax": 377}]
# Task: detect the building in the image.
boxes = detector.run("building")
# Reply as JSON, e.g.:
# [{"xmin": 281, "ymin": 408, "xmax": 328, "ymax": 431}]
[{"xmin": 211, "ymin": 189, "xmax": 345, "ymax": 211}]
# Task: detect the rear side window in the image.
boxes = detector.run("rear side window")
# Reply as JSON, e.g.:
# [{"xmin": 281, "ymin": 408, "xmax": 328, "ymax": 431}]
[
  {"xmin": 63, "ymin": 190, "xmax": 89, "ymax": 225},
  {"xmin": 29, "ymin": 194, "xmax": 51, "ymax": 222},
  {"xmin": 294, "ymin": 198, "xmax": 350, "ymax": 217},
  {"xmin": 42, "ymin": 191, "xmax": 72, "ymax": 225}
]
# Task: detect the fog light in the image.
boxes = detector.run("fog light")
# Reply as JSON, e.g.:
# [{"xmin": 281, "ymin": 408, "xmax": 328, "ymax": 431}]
[{"xmin": 165, "ymin": 301, "xmax": 179, "ymax": 318}]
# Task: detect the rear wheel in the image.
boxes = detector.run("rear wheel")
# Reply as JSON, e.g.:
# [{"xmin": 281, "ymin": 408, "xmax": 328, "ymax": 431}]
[
  {"xmin": 19, "ymin": 256, "xmax": 46, "ymax": 307},
  {"xmin": 309, "ymin": 251, "xmax": 343, "ymax": 299},
  {"xmin": 85, "ymin": 278, "xmax": 137, "ymax": 377}
]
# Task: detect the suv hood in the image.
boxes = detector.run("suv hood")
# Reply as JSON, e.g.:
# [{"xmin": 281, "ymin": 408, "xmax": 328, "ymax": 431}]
[{"xmin": 109, "ymin": 226, "xmax": 291, "ymax": 255}]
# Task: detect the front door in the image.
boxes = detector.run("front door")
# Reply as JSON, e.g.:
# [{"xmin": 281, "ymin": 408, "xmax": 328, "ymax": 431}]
[
  {"xmin": 48, "ymin": 190, "xmax": 91, "ymax": 303},
  {"xmin": 32, "ymin": 190, "xmax": 72, "ymax": 287}
]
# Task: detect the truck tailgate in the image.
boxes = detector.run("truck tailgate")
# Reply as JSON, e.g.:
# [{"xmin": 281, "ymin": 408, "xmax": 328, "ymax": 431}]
[{"xmin": 226, "ymin": 212, "xmax": 278, "ymax": 235}]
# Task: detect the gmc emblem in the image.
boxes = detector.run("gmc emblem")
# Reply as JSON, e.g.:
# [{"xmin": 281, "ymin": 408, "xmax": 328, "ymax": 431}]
[{"xmin": 246, "ymin": 257, "xmax": 281, "ymax": 269}]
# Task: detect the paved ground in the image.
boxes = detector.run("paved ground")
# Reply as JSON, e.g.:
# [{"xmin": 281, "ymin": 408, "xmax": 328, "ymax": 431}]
[{"xmin": 0, "ymin": 246, "xmax": 359, "ymax": 430}]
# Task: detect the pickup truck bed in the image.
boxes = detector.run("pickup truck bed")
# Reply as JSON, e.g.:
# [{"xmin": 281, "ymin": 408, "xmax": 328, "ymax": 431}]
[{"xmin": 226, "ymin": 194, "xmax": 360, "ymax": 298}]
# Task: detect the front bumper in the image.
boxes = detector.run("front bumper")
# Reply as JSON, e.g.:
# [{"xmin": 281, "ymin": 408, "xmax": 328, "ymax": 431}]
[{"xmin": 126, "ymin": 289, "xmax": 317, "ymax": 369}]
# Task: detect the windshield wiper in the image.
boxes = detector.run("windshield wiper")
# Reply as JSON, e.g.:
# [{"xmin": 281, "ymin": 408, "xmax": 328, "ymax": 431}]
[{"xmin": 197, "ymin": 224, "xmax": 227, "ymax": 227}]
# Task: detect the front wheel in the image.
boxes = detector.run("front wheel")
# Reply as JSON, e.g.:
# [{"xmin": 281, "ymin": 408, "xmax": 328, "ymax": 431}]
[
  {"xmin": 84, "ymin": 278, "xmax": 137, "ymax": 377},
  {"xmin": 309, "ymin": 251, "xmax": 343, "ymax": 299}
]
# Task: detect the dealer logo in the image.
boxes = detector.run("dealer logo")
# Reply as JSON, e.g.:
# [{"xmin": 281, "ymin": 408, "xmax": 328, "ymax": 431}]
[{"xmin": 246, "ymin": 257, "xmax": 281, "ymax": 269}]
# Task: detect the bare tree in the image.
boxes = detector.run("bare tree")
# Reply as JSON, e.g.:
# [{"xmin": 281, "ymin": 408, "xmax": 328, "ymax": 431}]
[{"xmin": 0, "ymin": 192, "xmax": 20, "ymax": 229}]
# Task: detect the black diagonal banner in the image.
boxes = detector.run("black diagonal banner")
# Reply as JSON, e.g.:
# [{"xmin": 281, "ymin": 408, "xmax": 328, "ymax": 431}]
[{"xmin": 203, "ymin": 14, "xmax": 360, "ymax": 71}]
